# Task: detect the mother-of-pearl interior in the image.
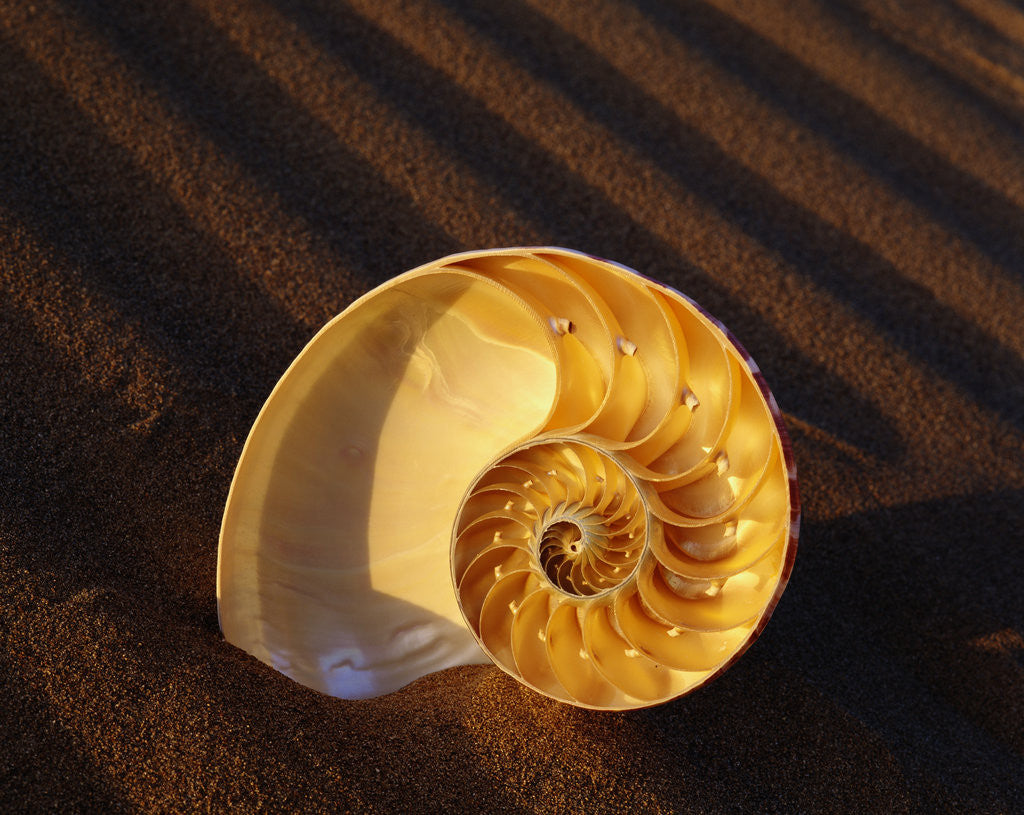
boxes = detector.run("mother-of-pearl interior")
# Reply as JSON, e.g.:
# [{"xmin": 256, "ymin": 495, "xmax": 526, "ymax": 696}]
[{"xmin": 217, "ymin": 248, "xmax": 798, "ymax": 709}]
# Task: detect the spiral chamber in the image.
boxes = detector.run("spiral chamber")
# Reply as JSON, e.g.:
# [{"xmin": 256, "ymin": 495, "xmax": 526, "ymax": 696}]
[{"xmin": 447, "ymin": 250, "xmax": 798, "ymax": 709}]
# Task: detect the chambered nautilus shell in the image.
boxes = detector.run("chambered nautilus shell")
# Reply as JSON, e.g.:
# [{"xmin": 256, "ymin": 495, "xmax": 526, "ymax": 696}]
[{"xmin": 217, "ymin": 248, "xmax": 799, "ymax": 710}]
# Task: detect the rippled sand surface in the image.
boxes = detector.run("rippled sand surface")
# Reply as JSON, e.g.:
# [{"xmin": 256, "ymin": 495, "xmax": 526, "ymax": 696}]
[{"xmin": 2, "ymin": 0, "xmax": 1022, "ymax": 811}]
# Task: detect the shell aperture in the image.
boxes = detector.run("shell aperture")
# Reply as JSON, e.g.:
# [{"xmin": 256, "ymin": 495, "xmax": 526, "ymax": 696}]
[{"xmin": 217, "ymin": 248, "xmax": 799, "ymax": 709}]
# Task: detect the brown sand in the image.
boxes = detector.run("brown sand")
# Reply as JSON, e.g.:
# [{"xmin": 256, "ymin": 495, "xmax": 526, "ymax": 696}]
[{"xmin": 2, "ymin": 0, "xmax": 1023, "ymax": 811}]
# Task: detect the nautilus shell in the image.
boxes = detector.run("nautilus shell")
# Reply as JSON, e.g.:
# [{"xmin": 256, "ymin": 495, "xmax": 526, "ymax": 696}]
[{"xmin": 217, "ymin": 248, "xmax": 799, "ymax": 710}]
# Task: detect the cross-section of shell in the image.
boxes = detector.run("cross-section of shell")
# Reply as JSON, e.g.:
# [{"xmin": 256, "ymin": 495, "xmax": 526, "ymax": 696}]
[{"xmin": 217, "ymin": 248, "xmax": 799, "ymax": 709}]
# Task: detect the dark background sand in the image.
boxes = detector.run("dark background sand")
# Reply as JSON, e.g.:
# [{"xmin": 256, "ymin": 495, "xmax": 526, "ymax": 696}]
[{"xmin": 2, "ymin": 0, "xmax": 1023, "ymax": 811}]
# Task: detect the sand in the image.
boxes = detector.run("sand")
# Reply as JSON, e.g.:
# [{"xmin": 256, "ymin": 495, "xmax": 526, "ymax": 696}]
[{"xmin": 2, "ymin": 0, "xmax": 1023, "ymax": 811}]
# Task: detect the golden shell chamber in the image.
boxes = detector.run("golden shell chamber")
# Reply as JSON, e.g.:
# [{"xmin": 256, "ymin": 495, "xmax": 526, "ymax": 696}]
[{"xmin": 217, "ymin": 248, "xmax": 799, "ymax": 710}]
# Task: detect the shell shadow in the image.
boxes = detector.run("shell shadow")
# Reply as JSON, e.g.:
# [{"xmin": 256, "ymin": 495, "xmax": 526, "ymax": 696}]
[{"xmin": 637, "ymin": 488, "xmax": 1024, "ymax": 810}]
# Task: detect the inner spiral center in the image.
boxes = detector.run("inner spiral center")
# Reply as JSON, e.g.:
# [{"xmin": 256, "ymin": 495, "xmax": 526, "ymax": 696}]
[
  {"xmin": 539, "ymin": 520, "xmax": 586, "ymax": 588},
  {"xmin": 455, "ymin": 439, "xmax": 648, "ymax": 601}
]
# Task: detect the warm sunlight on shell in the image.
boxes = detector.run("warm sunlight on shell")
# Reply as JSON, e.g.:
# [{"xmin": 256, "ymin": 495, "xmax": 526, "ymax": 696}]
[{"xmin": 217, "ymin": 248, "xmax": 799, "ymax": 710}]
